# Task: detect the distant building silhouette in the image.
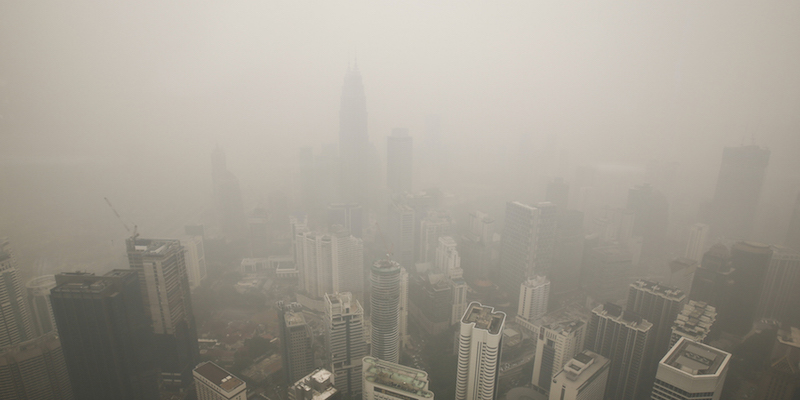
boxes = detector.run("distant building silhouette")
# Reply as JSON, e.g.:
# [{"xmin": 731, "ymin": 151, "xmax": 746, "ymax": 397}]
[
  {"xmin": 387, "ymin": 128, "xmax": 413, "ymax": 194},
  {"xmin": 725, "ymin": 242, "xmax": 772, "ymax": 335},
  {"xmin": 338, "ymin": 65, "xmax": 378, "ymax": 209},
  {"xmin": 327, "ymin": 203, "xmax": 363, "ymax": 239},
  {"xmin": 785, "ymin": 192, "xmax": 800, "ymax": 252},
  {"xmin": 546, "ymin": 177, "xmax": 569, "ymax": 211},
  {"xmin": 211, "ymin": 146, "xmax": 247, "ymax": 241},
  {"xmin": 459, "ymin": 211, "xmax": 498, "ymax": 283},
  {"xmin": 685, "ymin": 223, "xmax": 710, "ymax": 263},
  {"xmin": 51, "ymin": 270, "xmax": 159, "ymax": 400},
  {"xmin": 418, "ymin": 211, "xmax": 452, "ymax": 263},
  {"xmin": 705, "ymin": 145, "xmax": 770, "ymax": 240},
  {"xmin": 455, "ymin": 302, "xmax": 506, "ymax": 400},
  {"xmin": 499, "ymin": 202, "xmax": 557, "ymax": 298}
]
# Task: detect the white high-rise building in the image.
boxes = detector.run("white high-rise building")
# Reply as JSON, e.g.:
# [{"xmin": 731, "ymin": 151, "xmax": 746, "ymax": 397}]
[
  {"xmin": 370, "ymin": 260, "xmax": 402, "ymax": 363},
  {"xmin": 548, "ymin": 350, "xmax": 610, "ymax": 400},
  {"xmin": 455, "ymin": 302, "xmax": 506, "ymax": 400},
  {"xmin": 517, "ymin": 276, "xmax": 550, "ymax": 323},
  {"xmin": 684, "ymin": 223, "xmax": 710, "ymax": 263},
  {"xmin": 296, "ymin": 229, "xmax": 363, "ymax": 300},
  {"xmin": 436, "ymin": 236, "xmax": 461, "ymax": 279},
  {"xmin": 332, "ymin": 227, "xmax": 365, "ymax": 302},
  {"xmin": 183, "ymin": 234, "xmax": 207, "ymax": 289},
  {"xmin": 362, "ymin": 356, "xmax": 434, "ymax": 400},
  {"xmin": 651, "ymin": 338, "xmax": 731, "ymax": 400},
  {"xmin": 194, "ymin": 361, "xmax": 246, "ymax": 400},
  {"xmin": 324, "ymin": 293, "xmax": 368, "ymax": 398}
]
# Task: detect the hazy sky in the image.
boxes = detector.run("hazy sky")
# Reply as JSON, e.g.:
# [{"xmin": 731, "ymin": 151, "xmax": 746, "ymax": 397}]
[{"xmin": 1, "ymin": 1, "xmax": 799, "ymax": 272}]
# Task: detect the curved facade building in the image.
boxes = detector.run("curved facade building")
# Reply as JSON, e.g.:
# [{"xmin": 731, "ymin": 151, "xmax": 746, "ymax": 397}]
[
  {"xmin": 0, "ymin": 240, "xmax": 34, "ymax": 348},
  {"xmin": 0, "ymin": 332, "xmax": 74, "ymax": 400},
  {"xmin": 26, "ymin": 275, "xmax": 57, "ymax": 337},
  {"xmin": 370, "ymin": 260, "xmax": 401, "ymax": 364},
  {"xmin": 456, "ymin": 302, "xmax": 506, "ymax": 400}
]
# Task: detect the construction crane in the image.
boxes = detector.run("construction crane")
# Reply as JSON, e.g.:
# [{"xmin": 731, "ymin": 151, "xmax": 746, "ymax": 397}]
[
  {"xmin": 104, "ymin": 197, "xmax": 139, "ymax": 240},
  {"xmin": 374, "ymin": 222, "xmax": 393, "ymax": 260}
]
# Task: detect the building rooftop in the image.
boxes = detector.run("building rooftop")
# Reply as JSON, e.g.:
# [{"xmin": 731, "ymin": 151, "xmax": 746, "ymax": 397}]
[
  {"xmin": 631, "ymin": 279, "xmax": 686, "ymax": 301},
  {"xmin": 291, "ymin": 368, "xmax": 338, "ymax": 400},
  {"xmin": 532, "ymin": 303, "xmax": 589, "ymax": 336},
  {"xmin": 194, "ymin": 361, "xmax": 246, "ymax": 393},
  {"xmin": 673, "ymin": 301, "xmax": 716, "ymax": 340},
  {"xmin": 462, "ymin": 302, "xmax": 505, "ymax": 335},
  {"xmin": 555, "ymin": 350, "xmax": 610, "ymax": 384},
  {"xmin": 362, "ymin": 356, "xmax": 433, "ymax": 398},
  {"xmin": 593, "ymin": 303, "xmax": 653, "ymax": 332},
  {"xmin": 127, "ymin": 238, "xmax": 180, "ymax": 256},
  {"xmin": 521, "ymin": 275, "xmax": 549, "ymax": 289},
  {"xmin": 662, "ymin": 337, "xmax": 731, "ymax": 377},
  {"xmin": 372, "ymin": 259, "xmax": 402, "ymax": 274},
  {"xmin": 285, "ymin": 311, "xmax": 307, "ymax": 327}
]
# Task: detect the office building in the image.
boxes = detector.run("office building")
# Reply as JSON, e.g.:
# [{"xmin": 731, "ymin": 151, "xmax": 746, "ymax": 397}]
[
  {"xmin": 498, "ymin": 202, "xmax": 557, "ymax": 299},
  {"xmin": 725, "ymin": 241, "xmax": 772, "ymax": 335},
  {"xmin": 51, "ymin": 270, "xmax": 159, "ymax": 400},
  {"xmin": 25, "ymin": 275, "xmax": 57, "ymax": 337},
  {"xmin": 527, "ymin": 304, "xmax": 589, "ymax": 395},
  {"xmin": 0, "ymin": 240, "xmax": 33, "ymax": 347},
  {"xmin": 328, "ymin": 203, "xmax": 363, "ymax": 239},
  {"xmin": 183, "ymin": 233, "xmax": 208, "ymax": 289},
  {"xmin": 670, "ymin": 300, "xmax": 716, "ymax": 348},
  {"xmin": 651, "ymin": 338, "xmax": 731, "ymax": 400},
  {"xmin": 592, "ymin": 207, "xmax": 635, "ymax": 246},
  {"xmin": 0, "ymin": 332, "xmax": 73, "ymax": 400},
  {"xmin": 627, "ymin": 280, "xmax": 687, "ymax": 365},
  {"xmin": 685, "ymin": 223, "xmax": 710, "ymax": 263},
  {"xmin": 211, "ymin": 145, "xmax": 247, "ymax": 240},
  {"xmin": 126, "ymin": 237, "xmax": 199, "ymax": 387},
  {"xmin": 194, "ymin": 361, "xmax": 246, "ymax": 400},
  {"xmin": 548, "ymin": 350, "xmax": 610, "ymax": 400},
  {"xmin": 324, "ymin": 293, "xmax": 368, "ymax": 398},
  {"xmin": 517, "ymin": 275, "xmax": 550, "ymax": 323},
  {"xmin": 418, "ymin": 211, "xmax": 453, "ymax": 263},
  {"xmin": 585, "ymin": 303, "xmax": 653, "ymax": 400},
  {"xmin": 362, "ymin": 356, "xmax": 434, "ymax": 400},
  {"xmin": 387, "ymin": 128, "xmax": 413, "ymax": 194},
  {"xmin": 279, "ymin": 302, "xmax": 315, "ymax": 385},
  {"xmin": 756, "ymin": 245, "xmax": 800, "ymax": 326},
  {"xmin": 370, "ymin": 260, "xmax": 403, "ymax": 363},
  {"xmin": 290, "ymin": 368, "xmax": 341, "ymax": 400},
  {"xmin": 389, "ymin": 202, "xmax": 415, "ymax": 269},
  {"xmin": 705, "ymin": 144, "xmax": 770, "ymax": 240},
  {"xmin": 455, "ymin": 302, "xmax": 506, "ymax": 400}
]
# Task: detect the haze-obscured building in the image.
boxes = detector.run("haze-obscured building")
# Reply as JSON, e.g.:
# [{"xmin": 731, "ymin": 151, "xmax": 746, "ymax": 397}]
[
  {"xmin": 194, "ymin": 361, "xmax": 246, "ymax": 400},
  {"xmin": 362, "ymin": 356, "xmax": 434, "ymax": 400},
  {"xmin": 455, "ymin": 302, "xmax": 506, "ymax": 400},
  {"xmin": 670, "ymin": 300, "xmax": 716, "ymax": 348},
  {"xmin": 289, "ymin": 368, "xmax": 340, "ymax": 400},
  {"xmin": 651, "ymin": 338, "xmax": 731, "ymax": 400},
  {"xmin": 324, "ymin": 292, "xmax": 368, "ymax": 398},
  {"xmin": 25, "ymin": 275, "xmax": 57, "ymax": 337},
  {"xmin": 0, "ymin": 332, "xmax": 74, "ymax": 400},
  {"xmin": 548, "ymin": 350, "xmax": 610, "ymax": 400},
  {"xmin": 278, "ymin": 302, "xmax": 315, "ymax": 385}
]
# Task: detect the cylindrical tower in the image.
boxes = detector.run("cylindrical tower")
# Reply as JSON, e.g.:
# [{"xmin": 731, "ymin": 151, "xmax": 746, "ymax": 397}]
[
  {"xmin": 26, "ymin": 275, "xmax": 57, "ymax": 337},
  {"xmin": 370, "ymin": 259, "xmax": 401, "ymax": 363}
]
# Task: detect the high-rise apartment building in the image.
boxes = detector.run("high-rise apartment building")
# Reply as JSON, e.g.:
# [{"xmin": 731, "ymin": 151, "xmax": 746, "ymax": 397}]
[
  {"xmin": 387, "ymin": 128, "xmax": 413, "ymax": 194},
  {"xmin": 289, "ymin": 368, "xmax": 341, "ymax": 400},
  {"xmin": 296, "ymin": 229, "xmax": 364, "ymax": 300},
  {"xmin": 51, "ymin": 270, "xmax": 159, "ymax": 400},
  {"xmin": 328, "ymin": 203, "xmax": 363, "ymax": 239},
  {"xmin": 389, "ymin": 202, "xmax": 415, "ymax": 269},
  {"xmin": 193, "ymin": 361, "xmax": 246, "ymax": 400},
  {"xmin": 756, "ymin": 245, "xmax": 800, "ymax": 326},
  {"xmin": 324, "ymin": 292, "xmax": 368, "ymax": 398},
  {"xmin": 517, "ymin": 275, "xmax": 550, "ymax": 323},
  {"xmin": 279, "ymin": 302, "xmax": 315, "ymax": 385},
  {"xmin": 498, "ymin": 202, "xmax": 557, "ymax": 299},
  {"xmin": 585, "ymin": 303, "xmax": 653, "ymax": 400},
  {"xmin": 126, "ymin": 237, "xmax": 198, "ymax": 387},
  {"xmin": 670, "ymin": 300, "xmax": 716, "ymax": 348},
  {"xmin": 527, "ymin": 305, "xmax": 589, "ymax": 396},
  {"xmin": 25, "ymin": 275, "xmax": 57, "ymax": 337},
  {"xmin": 650, "ymin": 338, "xmax": 731, "ymax": 400},
  {"xmin": 370, "ymin": 260, "xmax": 402, "ymax": 363},
  {"xmin": 548, "ymin": 350, "xmax": 610, "ymax": 400},
  {"xmin": 418, "ymin": 212, "xmax": 453, "ymax": 263},
  {"xmin": 0, "ymin": 332, "xmax": 74, "ymax": 400},
  {"xmin": 362, "ymin": 356, "xmax": 434, "ymax": 400},
  {"xmin": 705, "ymin": 145, "xmax": 770, "ymax": 240},
  {"xmin": 0, "ymin": 240, "xmax": 33, "ymax": 348},
  {"xmin": 455, "ymin": 302, "xmax": 506, "ymax": 400},
  {"xmin": 685, "ymin": 223, "xmax": 710, "ymax": 263},
  {"xmin": 626, "ymin": 280, "xmax": 687, "ymax": 367}
]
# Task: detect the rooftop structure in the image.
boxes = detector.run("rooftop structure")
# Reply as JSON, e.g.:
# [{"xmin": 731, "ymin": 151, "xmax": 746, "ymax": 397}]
[
  {"xmin": 362, "ymin": 356, "xmax": 433, "ymax": 400},
  {"xmin": 549, "ymin": 350, "xmax": 610, "ymax": 400},
  {"xmin": 630, "ymin": 279, "xmax": 686, "ymax": 301},
  {"xmin": 651, "ymin": 338, "xmax": 731, "ymax": 400},
  {"xmin": 194, "ymin": 361, "xmax": 246, "ymax": 400},
  {"xmin": 289, "ymin": 368, "xmax": 340, "ymax": 400},
  {"xmin": 671, "ymin": 300, "xmax": 717, "ymax": 348},
  {"xmin": 461, "ymin": 303, "xmax": 505, "ymax": 334}
]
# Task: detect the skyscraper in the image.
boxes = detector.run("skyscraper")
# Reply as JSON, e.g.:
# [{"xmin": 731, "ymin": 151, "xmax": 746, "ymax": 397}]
[
  {"xmin": 585, "ymin": 303, "xmax": 653, "ymax": 400},
  {"xmin": 650, "ymin": 338, "xmax": 731, "ymax": 400},
  {"xmin": 211, "ymin": 145, "xmax": 247, "ymax": 241},
  {"xmin": 0, "ymin": 239, "xmax": 33, "ymax": 348},
  {"xmin": 388, "ymin": 202, "xmax": 415, "ymax": 269},
  {"xmin": 548, "ymin": 350, "xmax": 610, "ymax": 400},
  {"xmin": 51, "ymin": 270, "xmax": 159, "ymax": 400},
  {"xmin": 182, "ymin": 233, "xmax": 208, "ymax": 290},
  {"xmin": 362, "ymin": 356, "xmax": 434, "ymax": 400},
  {"xmin": 517, "ymin": 275, "xmax": 550, "ymax": 323},
  {"xmin": 706, "ymin": 144, "xmax": 770, "ymax": 240},
  {"xmin": 279, "ymin": 302, "xmax": 315, "ymax": 386},
  {"xmin": 126, "ymin": 237, "xmax": 199, "ymax": 387},
  {"xmin": 387, "ymin": 128, "xmax": 413, "ymax": 194},
  {"xmin": 193, "ymin": 361, "xmax": 246, "ymax": 400},
  {"xmin": 626, "ymin": 280, "xmax": 687, "ymax": 364},
  {"xmin": 295, "ymin": 229, "xmax": 364, "ymax": 301},
  {"xmin": 688, "ymin": 243, "xmax": 734, "ymax": 309},
  {"xmin": 756, "ymin": 245, "xmax": 800, "ymax": 326},
  {"xmin": 685, "ymin": 223, "xmax": 710, "ymax": 263},
  {"xmin": 324, "ymin": 292, "xmax": 368, "ymax": 398},
  {"xmin": 25, "ymin": 275, "xmax": 57, "ymax": 337},
  {"xmin": 498, "ymin": 202, "xmax": 557, "ymax": 299},
  {"xmin": 339, "ymin": 65, "xmax": 375, "ymax": 208},
  {"xmin": 725, "ymin": 241, "xmax": 772, "ymax": 335},
  {"xmin": 418, "ymin": 211, "xmax": 452, "ymax": 263},
  {"xmin": 0, "ymin": 332, "xmax": 74, "ymax": 400},
  {"xmin": 626, "ymin": 183, "xmax": 669, "ymax": 266},
  {"xmin": 527, "ymin": 305, "xmax": 588, "ymax": 396},
  {"xmin": 370, "ymin": 260, "xmax": 402, "ymax": 363},
  {"xmin": 455, "ymin": 302, "xmax": 506, "ymax": 400}
]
